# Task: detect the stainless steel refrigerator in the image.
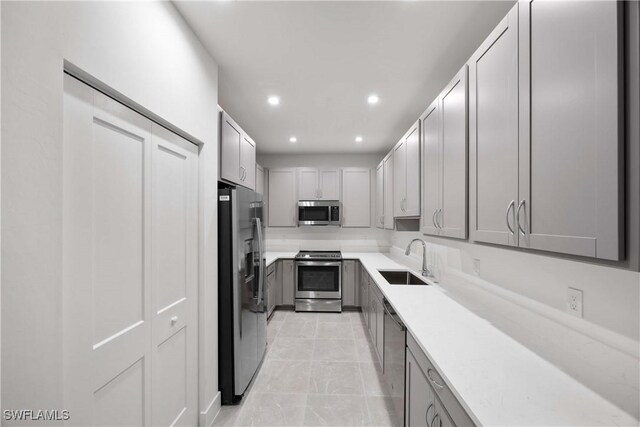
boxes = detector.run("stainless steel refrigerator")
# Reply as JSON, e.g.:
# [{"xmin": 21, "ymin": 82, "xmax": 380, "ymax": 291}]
[{"xmin": 218, "ymin": 185, "xmax": 267, "ymax": 404}]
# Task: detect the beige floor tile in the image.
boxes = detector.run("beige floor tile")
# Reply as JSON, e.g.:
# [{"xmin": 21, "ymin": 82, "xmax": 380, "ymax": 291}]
[
  {"xmin": 236, "ymin": 393, "xmax": 307, "ymax": 426},
  {"xmin": 366, "ymin": 396, "xmax": 403, "ymax": 427},
  {"xmin": 253, "ymin": 360, "xmax": 312, "ymax": 393},
  {"xmin": 284, "ymin": 311, "xmax": 319, "ymax": 323},
  {"xmin": 351, "ymin": 321, "xmax": 370, "ymax": 340},
  {"xmin": 267, "ymin": 337, "xmax": 316, "ymax": 361},
  {"xmin": 317, "ymin": 312, "xmax": 353, "ymax": 323},
  {"xmin": 316, "ymin": 321, "xmax": 355, "ymax": 339},
  {"xmin": 359, "ymin": 362, "xmax": 389, "ymax": 396},
  {"xmin": 355, "ymin": 338, "xmax": 379, "ymax": 362},
  {"xmin": 304, "ymin": 394, "xmax": 370, "ymax": 426},
  {"xmin": 278, "ymin": 319, "xmax": 318, "ymax": 338},
  {"xmin": 313, "ymin": 339, "xmax": 358, "ymax": 362},
  {"xmin": 308, "ymin": 361, "xmax": 365, "ymax": 395}
]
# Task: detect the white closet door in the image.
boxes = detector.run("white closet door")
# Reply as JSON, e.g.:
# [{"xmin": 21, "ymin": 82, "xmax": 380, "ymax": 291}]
[
  {"xmin": 150, "ymin": 124, "xmax": 198, "ymax": 426},
  {"xmin": 62, "ymin": 74, "xmax": 198, "ymax": 426}
]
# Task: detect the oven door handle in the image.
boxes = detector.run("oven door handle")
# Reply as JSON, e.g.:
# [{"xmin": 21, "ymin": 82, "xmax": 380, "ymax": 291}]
[{"xmin": 295, "ymin": 261, "xmax": 343, "ymax": 267}]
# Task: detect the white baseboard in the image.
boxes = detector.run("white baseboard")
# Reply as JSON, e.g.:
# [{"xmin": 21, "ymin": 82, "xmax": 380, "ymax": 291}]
[{"xmin": 199, "ymin": 391, "xmax": 221, "ymax": 427}]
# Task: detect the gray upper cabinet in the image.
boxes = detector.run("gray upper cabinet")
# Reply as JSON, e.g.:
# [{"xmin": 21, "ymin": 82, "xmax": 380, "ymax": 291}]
[
  {"xmin": 342, "ymin": 168, "xmax": 371, "ymax": 227},
  {"xmin": 240, "ymin": 135, "xmax": 256, "ymax": 190},
  {"xmin": 220, "ymin": 112, "xmax": 242, "ymax": 184},
  {"xmin": 420, "ymin": 99, "xmax": 441, "ymax": 236},
  {"xmin": 469, "ymin": 5, "xmax": 519, "ymax": 247},
  {"xmin": 298, "ymin": 168, "xmax": 340, "ymax": 200},
  {"xmin": 268, "ymin": 168, "xmax": 297, "ymax": 227},
  {"xmin": 376, "ymin": 161, "xmax": 385, "ymax": 229},
  {"xmin": 220, "ymin": 111, "xmax": 256, "ymax": 190},
  {"xmin": 420, "ymin": 66, "xmax": 468, "ymax": 239},
  {"xmin": 394, "ymin": 122, "xmax": 421, "ymax": 218},
  {"xmin": 342, "ymin": 260, "xmax": 356, "ymax": 306},
  {"xmin": 518, "ymin": 1, "xmax": 623, "ymax": 259},
  {"xmin": 439, "ymin": 66, "xmax": 468, "ymax": 239},
  {"xmin": 383, "ymin": 152, "xmax": 395, "ymax": 229}
]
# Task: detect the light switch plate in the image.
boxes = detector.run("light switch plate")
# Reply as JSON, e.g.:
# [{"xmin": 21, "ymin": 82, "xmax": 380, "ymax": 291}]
[{"xmin": 567, "ymin": 287, "xmax": 583, "ymax": 318}]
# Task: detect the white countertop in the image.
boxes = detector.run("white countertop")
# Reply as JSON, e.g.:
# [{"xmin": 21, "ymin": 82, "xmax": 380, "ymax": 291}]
[{"xmin": 265, "ymin": 251, "xmax": 639, "ymax": 426}]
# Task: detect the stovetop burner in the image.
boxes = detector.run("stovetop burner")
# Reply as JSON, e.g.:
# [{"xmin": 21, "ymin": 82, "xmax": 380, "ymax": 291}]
[{"xmin": 295, "ymin": 250, "xmax": 342, "ymax": 260}]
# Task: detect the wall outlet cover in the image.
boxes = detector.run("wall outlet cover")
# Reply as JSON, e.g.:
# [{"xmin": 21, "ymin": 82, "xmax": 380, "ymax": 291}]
[{"xmin": 567, "ymin": 287, "xmax": 583, "ymax": 318}]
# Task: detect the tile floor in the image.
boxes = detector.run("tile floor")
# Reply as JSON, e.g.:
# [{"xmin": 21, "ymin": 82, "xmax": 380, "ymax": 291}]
[{"xmin": 213, "ymin": 310, "xmax": 402, "ymax": 427}]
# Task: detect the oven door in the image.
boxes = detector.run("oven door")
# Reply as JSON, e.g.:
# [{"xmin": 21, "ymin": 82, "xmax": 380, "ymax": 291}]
[
  {"xmin": 295, "ymin": 261, "xmax": 342, "ymax": 299},
  {"xmin": 298, "ymin": 203, "xmax": 331, "ymax": 226}
]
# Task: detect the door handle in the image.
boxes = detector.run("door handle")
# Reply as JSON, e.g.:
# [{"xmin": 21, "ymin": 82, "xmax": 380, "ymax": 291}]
[
  {"xmin": 516, "ymin": 200, "xmax": 527, "ymax": 236},
  {"xmin": 506, "ymin": 200, "xmax": 515, "ymax": 235},
  {"xmin": 427, "ymin": 368, "xmax": 444, "ymax": 390}
]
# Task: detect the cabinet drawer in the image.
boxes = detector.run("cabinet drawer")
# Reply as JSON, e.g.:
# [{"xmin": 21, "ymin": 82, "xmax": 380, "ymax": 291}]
[{"xmin": 407, "ymin": 334, "xmax": 475, "ymax": 427}]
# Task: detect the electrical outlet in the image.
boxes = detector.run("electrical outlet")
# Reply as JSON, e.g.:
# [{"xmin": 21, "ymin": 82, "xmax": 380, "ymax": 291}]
[
  {"xmin": 473, "ymin": 259, "xmax": 480, "ymax": 276},
  {"xmin": 567, "ymin": 287, "xmax": 583, "ymax": 318}
]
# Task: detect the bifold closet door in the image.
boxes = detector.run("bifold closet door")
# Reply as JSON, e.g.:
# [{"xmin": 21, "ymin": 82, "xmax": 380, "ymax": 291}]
[{"xmin": 62, "ymin": 74, "xmax": 198, "ymax": 426}]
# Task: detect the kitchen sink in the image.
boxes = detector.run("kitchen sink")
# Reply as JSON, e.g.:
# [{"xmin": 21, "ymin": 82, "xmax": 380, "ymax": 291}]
[{"xmin": 377, "ymin": 270, "xmax": 430, "ymax": 286}]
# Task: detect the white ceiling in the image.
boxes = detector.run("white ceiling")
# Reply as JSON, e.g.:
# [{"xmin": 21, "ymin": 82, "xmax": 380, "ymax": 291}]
[{"xmin": 175, "ymin": 1, "xmax": 515, "ymax": 154}]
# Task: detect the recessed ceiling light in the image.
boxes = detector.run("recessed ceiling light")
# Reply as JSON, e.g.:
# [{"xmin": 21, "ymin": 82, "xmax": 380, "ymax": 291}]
[
  {"xmin": 289, "ymin": 136, "xmax": 297, "ymax": 143},
  {"xmin": 268, "ymin": 96, "xmax": 280, "ymax": 106},
  {"xmin": 367, "ymin": 94, "xmax": 380, "ymax": 105},
  {"xmin": 355, "ymin": 136, "xmax": 363, "ymax": 143}
]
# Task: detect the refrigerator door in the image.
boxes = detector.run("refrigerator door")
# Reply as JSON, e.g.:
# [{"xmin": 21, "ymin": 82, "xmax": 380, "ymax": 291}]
[
  {"xmin": 254, "ymin": 200, "xmax": 267, "ymax": 364},
  {"xmin": 234, "ymin": 187, "xmax": 260, "ymax": 395}
]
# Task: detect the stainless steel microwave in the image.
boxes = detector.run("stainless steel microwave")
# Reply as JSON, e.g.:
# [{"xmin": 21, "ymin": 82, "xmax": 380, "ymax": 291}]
[{"xmin": 298, "ymin": 200, "xmax": 341, "ymax": 226}]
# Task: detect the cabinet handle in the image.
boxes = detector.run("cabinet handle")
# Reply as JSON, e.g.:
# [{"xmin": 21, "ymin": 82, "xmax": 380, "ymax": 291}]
[
  {"xmin": 516, "ymin": 199, "xmax": 527, "ymax": 236},
  {"xmin": 425, "ymin": 403, "xmax": 434, "ymax": 427},
  {"xmin": 435, "ymin": 209, "xmax": 442, "ymax": 229},
  {"xmin": 432, "ymin": 209, "xmax": 438, "ymax": 228},
  {"xmin": 170, "ymin": 316, "xmax": 178, "ymax": 326},
  {"xmin": 427, "ymin": 368, "xmax": 444, "ymax": 390},
  {"xmin": 506, "ymin": 200, "xmax": 515, "ymax": 235},
  {"xmin": 431, "ymin": 413, "xmax": 441, "ymax": 427}
]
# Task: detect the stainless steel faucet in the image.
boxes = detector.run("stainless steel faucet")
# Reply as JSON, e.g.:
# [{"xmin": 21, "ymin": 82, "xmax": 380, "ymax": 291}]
[{"xmin": 405, "ymin": 238, "xmax": 432, "ymax": 277}]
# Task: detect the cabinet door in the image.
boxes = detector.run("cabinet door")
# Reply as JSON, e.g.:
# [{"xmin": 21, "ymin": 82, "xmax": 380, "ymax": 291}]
[
  {"xmin": 368, "ymin": 285, "xmax": 376, "ymax": 339},
  {"xmin": 240, "ymin": 135, "xmax": 256, "ymax": 190},
  {"xmin": 405, "ymin": 123, "xmax": 421, "ymax": 216},
  {"xmin": 342, "ymin": 168, "xmax": 371, "ymax": 227},
  {"xmin": 405, "ymin": 349, "xmax": 436, "ymax": 427},
  {"xmin": 268, "ymin": 169, "xmax": 297, "ymax": 227},
  {"xmin": 342, "ymin": 260, "xmax": 356, "ymax": 306},
  {"xmin": 319, "ymin": 168, "xmax": 340, "ymax": 200},
  {"xmin": 393, "ymin": 140, "xmax": 407, "ymax": 217},
  {"xmin": 375, "ymin": 162, "xmax": 385, "ymax": 229},
  {"xmin": 220, "ymin": 112, "xmax": 241, "ymax": 184},
  {"xmin": 421, "ymin": 100, "xmax": 441, "ymax": 236},
  {"xmin": 469, "ymin": 5, "xmax": 519, "ymax": 247},
  {"xmin": 375, "ymin": 297, "xmax": 384, "ymax": 366},
  {"xmin": 440, "ymin": 66, "xmax": 468, "ymax": 239},
  {"xmin": 298, "ymin": 168, "xmax": 319, "ymax": 200},
  {"xmin": 256, "ymin": 164, "xmax": 265, "ymax": 195},
  {"xmin": 361, "ymin": 271, "xmax": 369, "ymax": 327},
  {"xmin": 433, "ymin": 400, "xmax": 455, "ymax": 427},
  {"xmin": 383, "ymin": 153, "xmax": 395, "ymax": 229},
  {"xmin": 267, "ymin": 270, "xmax": 275, "ymax": 317},
  {"xmin": 518, "ymin": 0, "xmax": 623, "ymax": 259},
  {"xmin": 281, "ymin": 260, "xmax": 295, "ymax": 305}
]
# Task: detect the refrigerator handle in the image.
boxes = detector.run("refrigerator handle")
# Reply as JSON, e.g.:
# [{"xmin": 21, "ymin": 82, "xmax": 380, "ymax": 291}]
[{"xmin": 256, "ymin": 217, "xmax": 265, "ymax": 308}]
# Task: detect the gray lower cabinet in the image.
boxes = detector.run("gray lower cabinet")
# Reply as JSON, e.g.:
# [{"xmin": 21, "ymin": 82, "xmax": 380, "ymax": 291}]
[
  {"xmin": 342, "ymin": 260, "xmax": 356, "ymax": 306},
  {"xmin": 366, "ymin": 279, "xmax": 385, "ymax": 367},
  {"xmin": 360, "ymin": 266, "xmax": 369, "ymax": 327},
  {"xmin": 406, "ymin": 334, "xmax": 475, "ymax": 427},
  {"xmin": 281, "ymin": 260, "xmax": 295, "ymax": 306},
  {"xmin": 267, "ymin": 264, "xmax": 276, "ymax": 317}
]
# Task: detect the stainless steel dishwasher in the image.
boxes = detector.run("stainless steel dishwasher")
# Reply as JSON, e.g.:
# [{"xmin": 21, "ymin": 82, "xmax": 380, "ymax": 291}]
[{"xmin": 383, "ymin": 298, "xmax": 406, "ymax": 425}]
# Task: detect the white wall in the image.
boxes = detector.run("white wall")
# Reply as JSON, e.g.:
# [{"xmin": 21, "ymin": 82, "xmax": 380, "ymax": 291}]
[
  {"xmin": 257, "ymin": 153, "xmax": 389, "ymax": 251},
  {"xmin": 1, "ymin": 2, "xmax": 220, "ymax": 424}
]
